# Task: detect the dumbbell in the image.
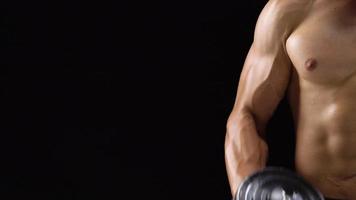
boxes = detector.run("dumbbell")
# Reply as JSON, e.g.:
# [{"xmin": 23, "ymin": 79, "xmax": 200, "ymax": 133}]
[{"xmin": 234, "ymin": 167, "xmax": 325, "ymax": 200}]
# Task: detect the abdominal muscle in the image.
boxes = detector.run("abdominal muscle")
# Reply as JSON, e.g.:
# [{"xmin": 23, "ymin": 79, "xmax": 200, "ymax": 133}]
[
  {"xmin": 295, "ymin": 129, "xmax": 356, "ymax": 199},
  {"xmin": 290, "ymin": 78, "xmax": 356, "ymax": 199}
]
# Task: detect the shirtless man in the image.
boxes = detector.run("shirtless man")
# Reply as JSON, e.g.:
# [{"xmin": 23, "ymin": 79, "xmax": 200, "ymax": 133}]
[{"xmin": 224, "ymin": 0, "xmax": 356, "ymax": 199}]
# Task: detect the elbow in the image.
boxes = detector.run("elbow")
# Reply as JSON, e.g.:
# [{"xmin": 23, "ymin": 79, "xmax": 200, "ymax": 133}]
[
  {"xmin": 225, "ymin": 108, "xmax": 268, "ymax": 148},
  {"xmin": 226, "ymin": 108, "xmax": 254, "ymax": 133},
  {"xmin": 225, "ymin": 109, "xmax": 255, "ymax": 150}
]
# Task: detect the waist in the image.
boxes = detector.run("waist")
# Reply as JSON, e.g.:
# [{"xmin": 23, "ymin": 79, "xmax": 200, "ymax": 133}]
[
  {"xmin": 295, "ymin": 130, "xmax": 356, "ymax": 199},
  {"xmin": 295, "ymin": 154, "xmax": 356, "ymax": 181},
  {"xmin": 295, "ymin": 157, "xmax": 356, "ymax": 199}
]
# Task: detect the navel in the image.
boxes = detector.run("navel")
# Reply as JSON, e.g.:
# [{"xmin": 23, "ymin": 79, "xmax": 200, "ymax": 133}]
[{"xmin": 305, "ymin": 58, "xmax": 317, "ymax": 71}]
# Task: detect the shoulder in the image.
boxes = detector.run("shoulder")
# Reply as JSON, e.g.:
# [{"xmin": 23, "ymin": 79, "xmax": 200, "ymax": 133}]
[
  {"xmin": 265, "ymin": 0, "xmax": 313, "ymax": 15},
  {"xmin": 259, "ymin": 0, "xmax": 313, "ymax": 25},
  {"xmin": 254, "ymin": 0, "xmax": 313, "ymax": 43}
]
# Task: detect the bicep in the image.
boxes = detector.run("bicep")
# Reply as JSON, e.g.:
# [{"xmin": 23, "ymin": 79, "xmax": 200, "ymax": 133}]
[
  {"xmin": 231, "ymin": 43, "xmax": 292, "ymax": 132},
  {"xmin": 229, "ymin": 0, "xmax": 299, "ymax": 132}
]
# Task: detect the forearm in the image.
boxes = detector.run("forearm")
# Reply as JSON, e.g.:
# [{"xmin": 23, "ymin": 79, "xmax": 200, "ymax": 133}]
[{"xmin": 225, "ymin": 111, "xmax": 269, "ymax": 196}]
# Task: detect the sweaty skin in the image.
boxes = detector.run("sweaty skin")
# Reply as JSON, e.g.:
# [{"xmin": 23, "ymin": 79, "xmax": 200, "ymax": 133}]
[{"xmin": 225, "ymin": 0, "xmax": 356, "ymax": 199}]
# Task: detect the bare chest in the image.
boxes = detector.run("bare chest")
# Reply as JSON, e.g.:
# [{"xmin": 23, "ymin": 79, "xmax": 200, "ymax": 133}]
[{"xmin": 286, "ymin": 7, "xmax": 356, "ymax": 85}]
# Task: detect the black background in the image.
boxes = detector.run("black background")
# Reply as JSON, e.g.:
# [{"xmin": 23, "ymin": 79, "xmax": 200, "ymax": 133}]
[{"xmin": 1, "ymin": 0, "xmax": 295, "ymax": 199}]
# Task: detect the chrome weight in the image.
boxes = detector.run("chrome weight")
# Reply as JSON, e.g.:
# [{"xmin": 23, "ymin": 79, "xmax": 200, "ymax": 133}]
[{"xmin": 235, "ymin": 167, "xmax": 324, "ymax": 200}]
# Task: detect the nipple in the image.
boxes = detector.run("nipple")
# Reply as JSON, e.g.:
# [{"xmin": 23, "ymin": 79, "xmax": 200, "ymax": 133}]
[{"xmin": 305, "ymin": 58, "xmax": 317, "ymax": 71}]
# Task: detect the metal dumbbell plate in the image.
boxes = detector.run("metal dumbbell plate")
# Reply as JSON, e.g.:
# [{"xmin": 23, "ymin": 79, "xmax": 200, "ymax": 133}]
[{"xmin": 236, "ymin": 167, "xmax": 324, "ymax": 200}]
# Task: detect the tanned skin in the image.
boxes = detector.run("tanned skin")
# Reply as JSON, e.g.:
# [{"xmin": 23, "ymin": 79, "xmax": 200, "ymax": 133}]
[{"xmin": 225, "ymin": 0, "xmax": 356, "ymax": 199}]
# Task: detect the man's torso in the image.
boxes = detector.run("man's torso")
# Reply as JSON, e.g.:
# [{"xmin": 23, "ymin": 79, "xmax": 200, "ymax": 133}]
[{"xmin": 285, "ymin": 0, "xmax": 356, "ymax": 198}]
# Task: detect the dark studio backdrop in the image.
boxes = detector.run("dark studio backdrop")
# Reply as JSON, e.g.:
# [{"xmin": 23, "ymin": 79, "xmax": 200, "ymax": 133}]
[{"xmin": 1, "ymin": 0, "xmax": 295, "ymax": 199}]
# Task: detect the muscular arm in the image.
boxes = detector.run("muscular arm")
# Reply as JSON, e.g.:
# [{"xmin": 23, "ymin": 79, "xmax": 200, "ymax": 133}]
[{"xmin": 224, "ymin": 0, "xmax": 309, "ymax": 196}]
